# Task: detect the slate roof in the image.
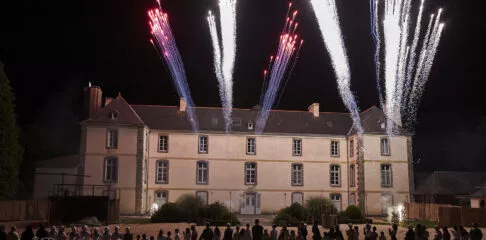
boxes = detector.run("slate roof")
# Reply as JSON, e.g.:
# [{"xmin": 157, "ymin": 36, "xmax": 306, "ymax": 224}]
[
  {"xmin": 469, "ymin": 186, "xmax": 486, "ymax": 197},
  {"xmin": 82, "ymin": 95, "xmax": 408, "ymax": 136},
  {"xmin": 415, "ymin": 171, "xmax": 486, "ymax": 196}
]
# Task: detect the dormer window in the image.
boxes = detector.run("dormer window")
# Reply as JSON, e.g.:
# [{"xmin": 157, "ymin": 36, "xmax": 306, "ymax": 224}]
[
  {"xmin": 211, "ymin": 117, "xmax": 218, "ymax": 127},
  {"xmin": 248, "ymin": 122, "xmax": 254, "ymax": 130},
  {"xmin": 327, "ymin": 121, "xmax": 333, "ymax": 128},
  {"xmin": 231, "ymin": 118, "xmax": 242, "ymax": 127},
  {"xmin": 110, "ymin": 110, "xmax": 119, "ymax": 119}
]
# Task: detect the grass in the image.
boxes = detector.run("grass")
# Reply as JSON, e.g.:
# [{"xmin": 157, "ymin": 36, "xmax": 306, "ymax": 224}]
[
  {"xmin": 400, "ymin": 219, "xmax": 438, "ymax": 229},
  {"xmin": 119, "ymin": 217, "xmax": 151, "ymax": 225}
]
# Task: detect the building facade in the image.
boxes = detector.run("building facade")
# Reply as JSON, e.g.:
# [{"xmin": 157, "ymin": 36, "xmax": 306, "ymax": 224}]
[{"xmin": 80, "ymin": 85, "xmax": 413, "ymax": 215}]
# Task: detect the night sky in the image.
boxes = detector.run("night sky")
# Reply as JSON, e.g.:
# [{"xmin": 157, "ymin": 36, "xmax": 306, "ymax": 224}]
[{"xmin": 0, "ymin": 0, "xmax": 484, "ymax": 172}]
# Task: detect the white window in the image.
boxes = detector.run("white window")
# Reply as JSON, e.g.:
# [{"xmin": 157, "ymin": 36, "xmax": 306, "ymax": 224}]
[
  {"xmin": 292, "ymin": 139, "xmax": 302, "ymax": 156},
  {"xmin": 247, "ymin": 137, "xmax": 256, "ymax": 155},
  {"xmin": 104, "ymin": 158, "xmax": 118, "ymax": 182},
  {"xmin": 331, "ymin": 194, "xmax": 342, "ymax": 212},
  {"xmin": 381, "ymin": 137, "xmax": 390, "ymax": 156},
  {"xmin": 349, "ymin": 139, "xmax": 354, "ymax": 157},
  {"xmin": 159, "ymin": 135, "xmax": 168, "ymax": 152},
  {"xmin": 381, "ymin": 194, "xmax": 393, "ymax": 215},
  {"xmin": 156, "ymin": 160, "xmax": 169, "ymax": 184},
  {"xmin": 291, "ymin": 164, "xmax": 303, "ymax": 186},
  {"xmin": 350, "ymin": 164, "xmax": 356, "ymax": 187},
  {"xmin": 196, "ymin": 161, "xmax": 209, "ymax": 184},
  {"xmin": 248, "ymin": 122, "xmax": 253, "ymax": 130},
  {"xmin": 196, "ymin": 191, "xmax": 208, "ymax": 205},
  {"xmin": 349, "ymin": 193, "xmax": 356, "ymax": 206},
  {"xmin": 330, "ymin": 165, "xmax": 340, "ymax": 187},
  {"xmin": 154, "ymin": 191, "xmax": 168, "ymax": 206},
  {"xmin": 331, "ymin": 140, "xmax": 340, "ymax": 157},
  {"xmin": 381, "ymin": 164, "xmax": 392, "ymax": 187},
  {"xmin": 245, "ymin": 162, "xmax": 257, "ymax": 185},
  {"xmin": 106, "ymin": 130, "xmax": 118, "ymax": 148},
  {"xmin": 292, "ymin": 192, "xmax": 303, "ymax": 205},
  {"xmin": 198, "ymin": 136, "xmax": 208, "ymax": 153}
]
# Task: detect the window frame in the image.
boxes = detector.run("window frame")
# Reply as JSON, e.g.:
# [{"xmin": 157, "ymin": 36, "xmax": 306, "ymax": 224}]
[
  {"xmin": 196, "ymin": 191, "xmax": 209, "ymax": 205},
  {"xmin": 381, "ymin": 193, "xmax": 394, "ymax": 215},
  {"xmin": 349, "ymin": 192, "xmax": 356, "ymax": 206},
  {"xmin": 380, "ymin": 137, "xmax": 391, "ymax": 156},
  {"xmin": 330, "ymin": 140, "xmax": 340, "ymax": 157},
  {"xmin": 198, "ymin": 135, "xmax": 208, "ymax": 154},
  {"xmin": 196, "ymin": 160, "xmax": 209, "ymax": 185},
  {"xmin": 103, "ymin": 157, "xmax": 118, "ymax": 183},
  {"xmin": 158, "ymin": 135, "xmax": 169, "ymax": 153},
  {"xmin": 244, "ymin": 162, "xmax": 257, "ymax": 185},
  {"xmin": 106, "ymin": 129, "xmax": 118, "ymax": 149},
  {"xmin": 291, "ymin": 163, "xmax": 304, "ymax": 186},
  {"xmin": 330, "ymin": 193, "xmax": 342, "ymax": 212},
  {"xmin": 349, "ymin": 164, "xmax": 356, "ymax": 187},
  {"xmin": 155, "ymin": 160, "xmax": 169, "ymax": 184},
  {"xmin": 349, "ymin": 139, "xmax": 354, "ymax": 157},
  {"xmin": 292, "ymin": 138, "xmax": 303, "ymax": 156},
  {"xmin": 246, "ymin": 137, "xmax": 256, "ymax": 155},
  {"xmin": 154, "ymin": 190, "xmax": 169, "ymax": 205},
  {"xmin": 380, "ymin": 164, "xmax": 393, "ymax": 187},
  {"xmin": 330, "ymin": 164, "xmax": 341, "ymax": 187},
  {"xmin": 291, "ymin": 192, "xmax": 304, "ymax": 205}
]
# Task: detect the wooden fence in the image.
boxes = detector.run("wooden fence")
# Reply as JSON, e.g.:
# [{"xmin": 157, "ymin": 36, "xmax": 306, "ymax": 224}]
[
  {"xmin": 0, "ymin": 200, "xmax": 49, "ymax": 221},
  {"xmin": 405, "ymin": 202, "xmax": 486, "ymax": 226},
  {"xmin": 404, "ymin": 202, "xmax": 455, "ymax": 222}
]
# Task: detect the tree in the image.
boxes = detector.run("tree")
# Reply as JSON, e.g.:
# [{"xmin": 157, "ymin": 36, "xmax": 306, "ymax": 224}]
[{"xmin": 0, "ymin": 62, "xmax": 23, "ymax": 200}]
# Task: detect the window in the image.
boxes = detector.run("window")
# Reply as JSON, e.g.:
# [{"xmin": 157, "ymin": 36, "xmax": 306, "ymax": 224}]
[
  {"xmin": 381, "ymin": 164, "xmax": 392, "ymax": 187},
  {"xmin": 154, "ymin": 191, "xmax": 168, "ymax": 206},
  {"xmin": 158, "ymin": 135, "xmax": 168, "ymax": 152},
  {"xmin": 232, "ymin": 118, "xmax": 242, "ymax": 127},
  {"xmin": 156, "ymin": 160, "xmax": 169, "ymax": 184},
  {"xmin": 291, "ymin": 164, "xmax": 303, "ymax": 186},
  {"xmin": 196, "ymin": 161, "xmax": 209, "ymax": 184},
  {"xmin": 330, "ymin": 194, "xmax": 342, "ymax": 212},
  {"xmin": 104, "ymin": 158, "xmax": 118, "ymax": 182},
  {"xmin": 381, "ymin": 194, "xmax": 393, "ymax": 215},
  {"xmin": 381, "ymin": 137, "xmax": 390, "ymax": 156},
  {"xmin": 331, "ymin": 140, "xmax": 340, "ymax": 157},
  {"xmin": 292, "ymin": 139, "xmax": 302, "ymax": 156},
  {"xmin": 198, "ymin": 135, "xmax": 208, "ymax": 153},
  {"xmin": 349, "ymin": 164, "xmax": 356, "ymax": 187},
  {"xmin": 330, "ymin": 165, "xmax": 341, "ymax": 187},
  {"xmin": 211, "ymin": 117, "xmax": 218, "ymax": 127},
  {"xmin": 145, "ymin": 131, "xmax": 149, "ymax": 152},
  {"xmin": 349, "ymin": 193, "xmax": 356, "ymax": 206},
  {"xmin": 106, "ymin": 130, "xmax": 118, "ymax": 148},
  {"xmin": 245, "ymin": 162, "xmax": 257, "ymax": 185},
  {"xmin": 349, "ymin": 139, "xmax": 354, "ymax": 157},
  {"xmin": 248, "ymin": 122, "xmax": 253, "ymax": 130},
  {"xmin": 292, "ymin": 192, "xmax": 304, "ymax": 205},
  {"xmin": 247, "ymin": 137, "xmax": 256, "ymax": 155},
  {"xmin": 196, "ymin": 191, "xmax": 208, "ymax": 205}
]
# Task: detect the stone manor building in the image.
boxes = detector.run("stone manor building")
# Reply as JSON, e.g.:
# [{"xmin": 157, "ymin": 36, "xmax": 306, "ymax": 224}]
[{"xmin": 80, "ymin": 85, "xmax": 414, "ymax": 215}]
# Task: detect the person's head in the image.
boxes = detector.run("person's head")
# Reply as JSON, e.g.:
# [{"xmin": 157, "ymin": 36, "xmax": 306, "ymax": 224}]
[
  {"xmin": 472, "ymin": 222, "xmax": 479, "ymax": 228},
  {"xmin": 282, "ymin": 226, "xmax": 287, "ymax": 232},
  {"xmin": 366, "ymin": 224, "xmax": 371, "ymax": 230},
  {"xmin": 82, "ymin": 225, "xmax": 88, "ymax": 231},
  {"xmin": 159, "ymin": 230, "xmax": 164, "ymax": 236},
  {"xmin": 372, "ymin": 226, "xmax": 376, "ymax": 232},
  {"xmin": 60, "ymin": 226, "xmax": 65, "ymax": 232},
  {"xmin": 136, "ymin": 235, "xmax": 140, "ymax": 240},
  {"xmin": 25, "ymin": 225, "xmax": 33, "ymax": 232},
  {"xmin": 0, "ymin": 225, "xmax": 4, "ymax": 232},
  {"xmin": 125, "ymin": 228, "xmax": 130, "ymax": 234},
  {"xmin": 408, "ymin": 225, "xmax": 413, "ymax": 230},
  {"xmin": 206, "ymin": 223, "xmax": 210, "ymax": 228},
  {"xmin": 115, "ymin": 226, "xmax": 120, "ymax": 232},
  {"xmin": 175, "ymin": 229, "xmax": 179, "ymax": 234},
  {"xmin": 392, "ymin": 224, "xmax": 398, "ymax": 230},
  {"xmin": 264, "ymin": 229, "xmax": 268, "ymax": 234},
  {"xmin": 105, "ymin": 227, "xmax": 110, "ymax": 232},
  {"xmin": 255, "ymin": 219, "xmax": 259, "ymax": 225},
  {"xmin": 246, "ymin": 224, "xmax": 250, "ymax": 229},
  {"xmin": 186, "ymin": 228, "xmax": 190, "ymax": 234},
  {"xmin": 141, "ymin": 234, "xmax": 146, "ymax": 239},
  {"xmin": 290, "ymin": 230, "xmax": 295, "ymax": 235},
  {"xmin": 236, "ymin": 227, "xmax": 240, "ymax": 231},
  {"xmin": 239, "ymin": 229, "xmax": 245, "ymax": 235},
  {"xmin": 314, "ymin": 220, "xmax": 318, "ymax": 226},
  {"xmin": 226, "ymin": 223, "xmax": 231, "ymax": 229},
  {"xmin": 459, "ymin": 225, "xmax": 464, "ymax": 231},
  {"xmin": 51, "ymin": 226, "xmax": 57, "ymax": 231},
  {"xmin": 191, "ymin": 226, "xmax": 195, "ymax": 231},
  {"xmin": 72, "ymin": 226, "xmax": 77, "ymax": 232},
  {"xmin": 354, "ymin": 226, "xmax": 358, "ymax": 231},
  {"xmin": 335, "ymin": 225, "xmax": 340, "ymax": 231},
  {"xmin": 167, "ymin": 231, "xmax": 171, "ymax": 237},
  {"xmin": 380, "ymin": 232, "xmax": 384, "ymax": 236},
  {"xmin": 453, "ymin": 225, "xmax": 458, "ymax": 231},
  {"xmin": 442, "ymin": 227, "xmax": 448, "ymax": 232},
  {"xmin": 272, "ymin": 225, "xmax": 276, "ymax": 230},
  {"xmin": 330, "ymin": 227, "xmax": 334, "ymax": 233},
  {"xmin": 149, "ymin": 236, "xmax": 154, "ymax": 240},
  {"xmin": 10, "ymin": 226, "xmax": 16, "ymax": 232}
]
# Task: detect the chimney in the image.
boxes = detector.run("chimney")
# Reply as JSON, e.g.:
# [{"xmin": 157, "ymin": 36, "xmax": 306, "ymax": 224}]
[
  {"xmin": 104, "ymin": 97, "xmax": 113, "ymax": 107},
  {"xmin": 83, "ymin": 84, "xmax": 103, "ymax": 120},
  {"xmin": 308, "ymin": 103, "xmax": 319, "ymax": 118},
  {"xmin": 179, "ymin": 98, "xmax": 187, "ymax": 112}
]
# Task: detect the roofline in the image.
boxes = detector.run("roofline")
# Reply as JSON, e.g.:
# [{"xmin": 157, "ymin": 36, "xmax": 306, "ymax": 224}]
[{"xmin": 146, "ymin": 129, "xmax": 349, "ymax": 138}]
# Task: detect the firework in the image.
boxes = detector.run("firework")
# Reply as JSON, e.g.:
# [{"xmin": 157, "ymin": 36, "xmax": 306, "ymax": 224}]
[
  {"xmin": 255, "ymin": 4, "xmax": 303, "ymax": 134},
  {"xmin": 310, "ymin": 0, "xmax": 364, "ymax": 135},
  {"xmin": 207, "ymin": 0, "xmax": 237, "ymax": 133},
  {"xmin": 148, "ymin": 7, "xmax": 199, "ymax": 132}
]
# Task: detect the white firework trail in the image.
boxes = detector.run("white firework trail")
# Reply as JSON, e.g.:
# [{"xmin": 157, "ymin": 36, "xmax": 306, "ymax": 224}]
[
  {"xmin": 207, "ymin": 0, "xmax": 237, "ymax": 133},
  {"xmin": 310, "ymin": 0, "xmax": 363, "ymax": 135}
]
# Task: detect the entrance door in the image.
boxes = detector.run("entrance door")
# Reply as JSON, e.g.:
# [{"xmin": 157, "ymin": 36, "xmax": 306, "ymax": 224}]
[
  {"xmin": 381, "ymin": 194, "xmax": 393, "ymax": 215},
  {"xmin": 240, "ymin": 193, "xmax": 261, "ymax": 214},
  {"xmin": 154, "ymin": 191, "xmax": 168, "ymax": 207}
]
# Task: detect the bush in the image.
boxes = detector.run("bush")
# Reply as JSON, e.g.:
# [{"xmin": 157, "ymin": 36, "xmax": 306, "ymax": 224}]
[
  {"xmin": 344, "ymin": 205, "xmax": 363, "ymax": 219},
  {"xmin": 273, "ymin": 203, "xmax": 307, "ymax": 226},
  {"xmin": 305, "ymin": 196, "xmax": 337, "ymax": 222},
  {"xmin": 202, "ymin": 202, "xmax": 239, "ymax": 225},
  {"xmin": 176, "ymin": 194, "xmax": 204, "ymax": 219},
  {"xmin": 151, "ymin": 203, "xmax": 189, "ymax": 223}
]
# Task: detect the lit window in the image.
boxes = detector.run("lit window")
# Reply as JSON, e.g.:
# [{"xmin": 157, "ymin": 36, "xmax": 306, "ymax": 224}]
[
  {"xmin": 349, "ymin": 139, "xmax": 354, "ymax": 157},
  {"xmin": 330, "ymin": 194, "xmax": 342, "ymax": 212},
  {"xmin": 331, "ymin": 140, "xmax": 340, "ymax": 157},
  {"xmin": 104, "ymin": 158, "xmax": 118, "ymax": 182},
  {"xmin": 196, "ymin": 161, "xmax": 209, "ymax": 184},
  {"xmin": 350, "ymin": 164, "xmax": 355, "ymax": 187},
  {"xmin": 247, "ymin": 137, "xmax": 256, "ymax": 155},
  {"xmin": 106, "ymin": 130, "xmax": 118, "ymax": 148},
  {"xmin": 293, "ymin": 139, "xmax": 302, "ymax": 156},
  {"xmin": 381, "ymin": 164, "xmax": 392, "ymax": 187},
  {"xmin": 196, "ymin": 191, "xmax": 208, "ymax": 205},
  {"xmin": 381, "ymin": 137, "xmax": 390, "ymax": 156},
  {"xmin": 154, "ymin": 191, "xmax": 168, "ymax": 206},
  {"xmin": 199, "ymin": 136, "xmax": 208, "ymax": 153},
  {"xmin": 156, "ymin": 160, "xmax": 169, "ymax": 184},
  {"xmin": 349, "ymin": 193, "xmax": 356, "ymax": 206},
  {"xmin": 292, "ymin": 192, "xmax": 303, "ymax": 205},
  {"xmin": 330, "ymin": 165, "xmax": 341, "ymax": 187},
  {"xmin": 248, "ymin": 122, "xmax": 253, "ymax": 130},
  {"xmin": 291, "ymin": 164, "xmax": 303, "ymax": 186},
  {"xmin": 381, "ymin": 194, "xmax": 393, "ymax": 215},
  {"xmin": 159, "ymin": 135, "xmax": 168, "ymax": 152},
  {"xmin": 245, "ymin": 162, "xmax": 257, "ymax": 185}
]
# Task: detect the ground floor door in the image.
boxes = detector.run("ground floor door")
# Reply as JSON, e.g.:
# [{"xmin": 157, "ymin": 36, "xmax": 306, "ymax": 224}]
[
  {"xmin": 240, "ymin": 192, "xmax": 261, "ymax": 214},
  {"xmin": 381, "ymin": 194, "xmax": 393, "ymax": 215}
]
